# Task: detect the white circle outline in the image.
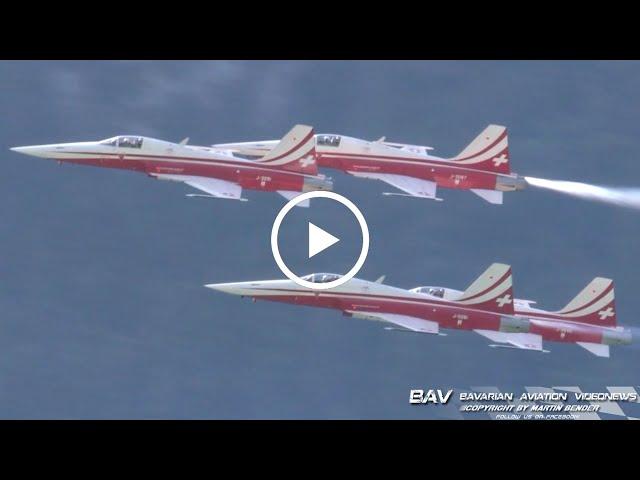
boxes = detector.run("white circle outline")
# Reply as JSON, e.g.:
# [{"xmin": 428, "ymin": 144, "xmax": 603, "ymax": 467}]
[{"xmin": 270, "ymin": 191, "xmax": 370, "ymax": 290}]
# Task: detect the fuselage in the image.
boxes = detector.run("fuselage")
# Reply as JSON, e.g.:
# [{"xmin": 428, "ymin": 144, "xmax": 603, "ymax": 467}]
[
  {"xmin": 214, "ymin": 134, "xmax": 526, "ymax": 193},
  {"xmin": 207, "ymin": 276, "xmax": 631, "ymax": 348},
  {"xmin": 513, "ymin": 301, "xmax": 630, "ymax": 347},
  {"xmin": 206, "ymin": 275, "xmax": 529, "ymax": 334},
  {"xmin": 410, "ymin": 285, "xmax": 630, "ymax": 347},
  {"xmin": 11, "ymin": 135, "xmax": 332, "ymax": 194}
]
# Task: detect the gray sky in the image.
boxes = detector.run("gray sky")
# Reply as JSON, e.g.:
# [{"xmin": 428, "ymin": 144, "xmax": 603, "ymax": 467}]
[{"xmin": 1, "ymin": 61, "xmax": 640, "ymax": 418}]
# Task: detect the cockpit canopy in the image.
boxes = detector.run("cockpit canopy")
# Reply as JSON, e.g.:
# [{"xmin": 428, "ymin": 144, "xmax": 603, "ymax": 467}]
[
  {"xmin": 100, "ymin": 136, "xmax": 144, "ymax": 148},
  {"xmin": 301, "ymin": 273, "xmax": 343, "ymax": 283},
  {"xmin": 411, "ymin": 286, "xmax": 445, "ymax": 298}
]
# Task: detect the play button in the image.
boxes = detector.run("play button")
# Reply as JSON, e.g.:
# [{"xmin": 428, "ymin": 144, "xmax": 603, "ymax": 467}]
[
  {"xmin": 308, "ymin": 222, "xmax": 340, "ymax": 258},
  {"xmin": 271, "ymin": 191, "xmax": 370, "ymax": 290}
]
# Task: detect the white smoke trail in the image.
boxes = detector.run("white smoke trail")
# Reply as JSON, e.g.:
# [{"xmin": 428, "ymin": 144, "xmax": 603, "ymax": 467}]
[
  {"xmin": 525, "ymin": 177, "xmax": 640, "ymax": 210},
  {"xmin": 627, "ymin": 326, "xmax": 640, "ymax": 336},
  {"xmin": 623, "ymin": 326, "xmax": 640, "ymax": 351}
]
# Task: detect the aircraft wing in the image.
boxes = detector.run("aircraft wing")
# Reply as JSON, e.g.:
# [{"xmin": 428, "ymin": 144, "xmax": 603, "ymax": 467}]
[
  {"xmin": 349, "ymin": 172, "xmax": 440, "ymax": 200},
  {"xmin": 151, "ymin": 174, "xmax": 245, "ymax": 201},
  {"xmin": 474, "ymin": 329, "xmax": 544, "ymax": 351},
  {"xmin": 346, "ymin": 310, "xmax": 439, "ymax": 334}
]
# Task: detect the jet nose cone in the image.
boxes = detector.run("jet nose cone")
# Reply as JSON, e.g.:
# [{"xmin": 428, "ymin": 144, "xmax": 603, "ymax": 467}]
[
  {"xmin": 205, "ymin": 281, "xmax": 265, "ymax": 297},
  {"xmin": 205, "ymin": 282, "xmax": 245, "ymax": 295},
  {"xmin": 10, "ymin": 145, "xmax": 50, "ymax": 158}
]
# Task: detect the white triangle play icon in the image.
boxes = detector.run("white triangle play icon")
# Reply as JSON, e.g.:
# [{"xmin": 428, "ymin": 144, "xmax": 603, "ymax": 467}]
[{"xmin": 308, "ymin": 222, "xmax": 340, "ymax": 258}]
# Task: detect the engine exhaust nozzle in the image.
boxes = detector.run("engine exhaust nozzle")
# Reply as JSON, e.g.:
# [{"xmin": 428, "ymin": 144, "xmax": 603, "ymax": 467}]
[
  {"xmin": 496, "ymin": 174, "xmax": 528, "ymax": 192},
  {"xmin": 602, "ymin": 329, "xmax": 632, "ymax": 346},
  {"xmin": 303, "ymin": 175, "xmax": 333, "ymax": 193}
]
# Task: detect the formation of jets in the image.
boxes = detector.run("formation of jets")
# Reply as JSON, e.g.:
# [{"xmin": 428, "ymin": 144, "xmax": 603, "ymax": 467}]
[
  {"xmin": 10, "ymin": 124, "xmax": 632, "ymax": 357},
  {"xmin": 207, "ymin": 265, "xmax": 631, "ymax": 358},
  {"xmin": 11, "ymin": 123, "xmax": 526, "ymax": 206}
]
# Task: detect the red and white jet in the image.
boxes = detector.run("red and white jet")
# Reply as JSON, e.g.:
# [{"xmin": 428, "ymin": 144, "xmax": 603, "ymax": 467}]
[
  {"xmin": 213, "ymin": 125, "xmax": 527, "ymax": 204},
  {"xmin": 420, "ymin": 273, "xmax": 630, "ymax": 357},
  {"xmin": 206, "ymin": 265, "xmax": 631, "ymax": 357},
  {"xmin": 10, "ymin": 125, "xmax": 332, "ymax": 207},
  {"xmin": 511, "ymin": 277, "xmax": 628, "ymax": 357}
]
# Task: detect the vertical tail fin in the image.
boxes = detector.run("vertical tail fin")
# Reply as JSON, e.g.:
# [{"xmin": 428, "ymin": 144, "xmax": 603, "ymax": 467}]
[
  {"xmin": 555, "ymin": 278, "xmax": 616, "ymax": 327},
  {"xmin": 256, "ymin": 124, "xmax": 317, "ymax": 175},
  {"xmin": 449, "ymin": 124, "xmax": 510, "ymax": 175},
  {"xmin": 455, "ymin": 263, "xmax": 514, "ymax": 314}
]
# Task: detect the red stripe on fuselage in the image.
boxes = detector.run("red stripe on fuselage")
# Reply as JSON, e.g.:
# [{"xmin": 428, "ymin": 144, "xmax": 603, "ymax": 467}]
[
  {"xmin": 318, "ymin": 151, "xmax": 505, "ymax": 174},
  {"xmin": 254, "ymin": 291, "xmax": 502, "ymax": 331},
  {"xmin": 249, "ymin": 287, "xmax": 618, "ymax": 333},
  {"xmin": 248, "ymin": 287, "xmax": 502, "ymax": 315},
  {"xmin": 528, "ymin": 318, "xmax": 606, "ymax": 344},
  {"xmin": 58, "ymin": 151, "xmax": 316, "ymax": 177},
  {"xmin": 318, "ymin": 152, "xmax": 506, "ymax": 190},
  {"xmin": 517, "ymin": 307, "xmax": 613, "ymax": 325},
  {"xmin": 55, "ymin": 152, "xmax": 311, "ymax": 193}
]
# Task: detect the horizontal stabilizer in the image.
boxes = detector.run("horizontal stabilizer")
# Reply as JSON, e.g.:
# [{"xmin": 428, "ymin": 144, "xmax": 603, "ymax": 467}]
[
  {"xmin": 514, "ymin": 298, "xmax": 537, "ymax": 308},
  {"xmin": 471, "ymin": 188, "xmax": 503, "ymax": 205},
  {"xmin": 576, "ymin": 342, "xmax": 610, "ymax": 358},
  {"xmin": 277, "ymin": 190, "xmax": 309, "ymax": 207}
]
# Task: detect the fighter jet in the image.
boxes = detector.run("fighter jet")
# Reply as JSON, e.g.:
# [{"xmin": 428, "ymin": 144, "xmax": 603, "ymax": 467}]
[
  {"xmin": 10, "ymin": 125, "xmax": 332, "ymax": 207},
  {"xmin": 511, "ymin": 278, "xmax": 629, "ymax": 357},
  {"xmin": 206, "ymin": 265, "xmax": 631, "ymax": 357},
  {"xmin": 421, "ymin": 277, "xmax": 631, "ymax": 358},
  {"xmin": 207, "ymin": 263, "xmax": 528, "ymax": 343},
  {"xmin": 412, "ymin": 274, "xmax": 630, "ymax": 357},
  {"xmin": 212, "ymin": 125, "xmax": 527, "ymax": 204}
]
